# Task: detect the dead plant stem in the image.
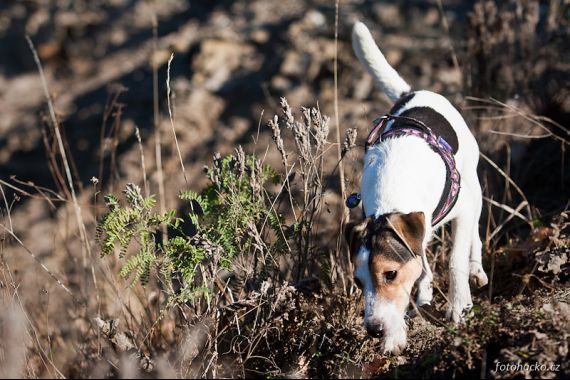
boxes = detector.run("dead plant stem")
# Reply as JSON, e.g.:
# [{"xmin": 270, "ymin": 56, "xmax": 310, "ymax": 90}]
[{"xmin": 152, "ymin": 15, "xmax": 167, "ymax": 242}]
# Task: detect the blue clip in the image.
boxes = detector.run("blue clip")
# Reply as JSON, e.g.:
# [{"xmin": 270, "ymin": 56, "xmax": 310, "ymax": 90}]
[
  {"xmin": 346, "ymin": 193, "xmax": 361, "ymax": 209},
  {"xmin": 438, "ymin": 136, "xmax": 452, "ymax": 153}
]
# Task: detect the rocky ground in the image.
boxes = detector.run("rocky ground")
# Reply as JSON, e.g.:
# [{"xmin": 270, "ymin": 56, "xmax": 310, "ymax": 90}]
[{"xmin": 0, "ymin": 0, "xmax": 568, "ymax": 378}]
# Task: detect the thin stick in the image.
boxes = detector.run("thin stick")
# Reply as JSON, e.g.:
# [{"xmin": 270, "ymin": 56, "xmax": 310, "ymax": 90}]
[
  {"xmin": 253, "ymin": 110, "xmax": 264, "ymax": 148},
  {"xmin": 135, "ymin": 127, "xmax": 149, "ymax": 198},
  {"xmin": 151, "ymin": 15, "xmax": 167, "ymax": 241},
  {"xmin": 466, "ymin": 96, "xmax": 570, "ymax": 144},
  {"xmin": 491, "ymin": 97, "xmax": 570, "ymax": 141},
  {"xmin": 333, "ymin": 0, "xmax": 351, "ymax": 287},
  {"xmin": 25, "ymin": 35, "xmax": 93, "ymax": 265},
  {"xmin": 41, "ymin": 123, "xmax": 69, "ymax": 199},
  {"xmin": 260, "ymin": 163, "xmax": 296, "ymax": 253},
  {"xmin": 0, "ymin": 223, "xmax": 75, "ymax": 301},
  {"xmin": 436, "ymin": 0, "xmax": 461, "ymax": 77},
  {"xmin": 480, "ymin": 152, "xmax": 533, "ymax": 219},
  {"xmin": 484, "ymin": 199, "xmax": 530, "ymax": 240},
  {"xmin": 1, "ymin": 261, "xmax": 66, "ymax": 378},
  {"xmin": 166, "ymin": 53, "xmax": 189, "ymax": 186},
  {"xmin": 334, "ymin": 0, "xmax": 347, "ymax": 222},
  {"xmin": 0, "ymin": 185, "xmax": 13, "ymax": 232},
  {"xmin": 0, "ymin": 179, "xmax": 63, "ymax": 205},
  {"xmin": 486, "ymin": 196, "xmax": 495, "ymax": 301},
  {"xmin": 489, "ymin": 130, "xmax": 552, "ymax": 139},
  {"xmin": 483, "ymin": 197, "xmax": 529, "ymax": 223}
]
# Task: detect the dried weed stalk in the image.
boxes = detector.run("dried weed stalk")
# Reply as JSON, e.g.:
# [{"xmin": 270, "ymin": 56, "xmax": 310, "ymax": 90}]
[{"xmin": 271, "ymin": 98, "xmax": 331, "ymax": 280}]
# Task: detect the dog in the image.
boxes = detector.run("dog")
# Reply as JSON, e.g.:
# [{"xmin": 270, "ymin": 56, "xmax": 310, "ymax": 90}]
[{"xmin": 345, "ymin": 22, "xmax": 489, "ymax": 354}]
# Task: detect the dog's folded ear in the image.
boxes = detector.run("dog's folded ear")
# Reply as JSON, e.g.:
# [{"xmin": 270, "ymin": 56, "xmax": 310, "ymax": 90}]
[
  {"xmin": 344, "ymin": 219, "xmax": 369, "ymax": 260},
  {"xmin": 385, "ymin": 212, "xmax": 425, "ymax": 257}
]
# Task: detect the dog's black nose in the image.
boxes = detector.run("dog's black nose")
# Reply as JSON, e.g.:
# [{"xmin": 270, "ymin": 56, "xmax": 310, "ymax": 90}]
[{"xmin": 365, "ymin": 321, "xmax": 384, "ymax": 337}]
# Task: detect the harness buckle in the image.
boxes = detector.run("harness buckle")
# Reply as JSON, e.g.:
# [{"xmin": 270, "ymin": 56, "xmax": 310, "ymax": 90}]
[{"xmin": 437, "ymin": 136, "xmax": 453, "ymax": 153}]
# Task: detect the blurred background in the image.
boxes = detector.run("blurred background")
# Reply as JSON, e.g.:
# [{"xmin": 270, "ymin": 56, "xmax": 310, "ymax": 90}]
[{"xmin": 1, "ymin": 0, "xmax": 568, "ymax": 218}]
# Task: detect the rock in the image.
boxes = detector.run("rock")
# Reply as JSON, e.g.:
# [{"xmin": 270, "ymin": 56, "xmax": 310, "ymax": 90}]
[
  {"xmin": 250, "ymin": 28, "xmax": 270, "ymax": 44},
  {"xmin": 185, "ymin": 88, "xmax": 225, "ymax": 131},
  {"xmin": 385, "ymin": 49, "xmax": 403, "ymax": 66},
  {"xmin": 192, "ymin": 39, "xmax": 259, "ymax": 92},
  {"xmin": 424, "ymin": 7, "xmax": 440, "ymax": 26},
  {"xmin": 353, "ymin": 74, "xmax": 373, "ymax": 100},
  {"xmin": 281, "ymin": 51, "xmax": 306, "ymax": 77},
  {"xmin": 373, "ymin": 3, "xmax": 402, "ymax": 28},
  {"xmin": 305, "ymin": 9, "xmax": 326, "ymax": 28},
  {"xmin": 271, "ymin": 75, "xmax": 293, "ymax": 92},
  {"xmin": 437, "ymin": 67, "xmax": 462, "ymax": 85}
]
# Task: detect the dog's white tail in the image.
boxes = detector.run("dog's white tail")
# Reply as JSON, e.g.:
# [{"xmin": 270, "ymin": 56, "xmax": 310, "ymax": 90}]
[{"xmin": 352, "ymin": 21, "xmax": 411, "ymax": 102}]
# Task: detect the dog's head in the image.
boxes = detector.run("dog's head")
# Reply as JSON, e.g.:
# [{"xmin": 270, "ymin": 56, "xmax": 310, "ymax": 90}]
[{"xmin": 345, "ymin": 212, "xmax": 425, "ymax": 354}]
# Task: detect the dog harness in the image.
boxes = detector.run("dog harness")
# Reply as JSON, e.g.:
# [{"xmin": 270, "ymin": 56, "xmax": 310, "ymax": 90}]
[{"xmin": 362, "ymin": 113, "xmax": 461, "ymax": 226}]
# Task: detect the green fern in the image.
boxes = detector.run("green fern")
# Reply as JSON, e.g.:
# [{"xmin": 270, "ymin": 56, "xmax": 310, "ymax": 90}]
[
  {"xmin": 97, "ymin": 183, "xmax": 177, "ymax": 287},
  {"xmin": 97, "ymin": 150, "xmax": 291, "ymax": 301}
]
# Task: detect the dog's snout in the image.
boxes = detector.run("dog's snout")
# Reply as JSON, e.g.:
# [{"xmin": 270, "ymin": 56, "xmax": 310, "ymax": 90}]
[{"xmin": 365, "ymin": 320, "xmax": 384, "ymax": 337}]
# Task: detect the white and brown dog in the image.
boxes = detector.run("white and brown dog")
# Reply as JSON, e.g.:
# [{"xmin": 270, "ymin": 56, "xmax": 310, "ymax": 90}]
[{"xmin": 346, "ymin": 22, "xmax": 489, "ymax": 354}]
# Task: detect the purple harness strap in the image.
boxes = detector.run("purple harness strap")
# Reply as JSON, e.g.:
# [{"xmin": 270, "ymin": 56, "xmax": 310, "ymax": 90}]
[{"xmin": 365, "ymin": 114, "xmax": 461, "ymax": 226}]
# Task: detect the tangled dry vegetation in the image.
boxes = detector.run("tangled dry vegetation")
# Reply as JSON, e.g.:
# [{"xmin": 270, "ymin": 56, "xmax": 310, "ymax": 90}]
[{"xmin": 0, "ymin": 0, "xmax": 569, "ymax": 378}]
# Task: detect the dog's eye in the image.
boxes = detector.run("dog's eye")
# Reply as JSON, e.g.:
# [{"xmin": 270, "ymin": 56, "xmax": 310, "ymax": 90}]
[
  {"xmin": 384, "ymin": 270, "xmax": 398, "ymax": 281},
  {"xmin": 353, "ymin": 276, "xmax": 363, "ymax": 288}
]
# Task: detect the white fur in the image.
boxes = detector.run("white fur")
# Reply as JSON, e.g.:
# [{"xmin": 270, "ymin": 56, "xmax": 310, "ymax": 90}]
[
  {"xmin": 354, "ymin": 247, "xmax": 407, "ymax": 354},
  {"xmin": 373, "ymin": 299, "xmax": 407, "ymax": 354},
  {"xmin": 352, "ymin": 22, "xmax": 488, "ymax": 351},
  {"xmin": 416, "ymin": 253, "xmax": 433, "ymax": 306},
  {"xmin": 352, "ymin": 21, "xmax": 411, "ymax": 102}
]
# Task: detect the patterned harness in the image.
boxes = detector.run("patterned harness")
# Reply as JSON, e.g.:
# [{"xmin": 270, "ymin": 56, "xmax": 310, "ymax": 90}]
[{"xmin": 363, "ymin": 113, "xmax": 461, "ymax": 226}]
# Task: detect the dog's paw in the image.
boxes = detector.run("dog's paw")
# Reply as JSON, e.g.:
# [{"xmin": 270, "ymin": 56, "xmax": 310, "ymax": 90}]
[
  {"xmin": 382, "ymin": 329, "xmax": 407, "ymax": 355},
  {"xmin": 445, "ymin": 301, "xmax": 473, "ymax": 323},
  {"xmin": 445, "ymin": 307, "xmax": 462, "ymax": 323},
  {"xmin": 416, "ymin": 282, "xmax": 433, "ymax": 307},
  {"xmin": 416, "ymin": 294, "xmax": 433, "ymax": 308},
  {"xmin": 469, "ymin": 264, "xmax": 488, "ymax": 288}
]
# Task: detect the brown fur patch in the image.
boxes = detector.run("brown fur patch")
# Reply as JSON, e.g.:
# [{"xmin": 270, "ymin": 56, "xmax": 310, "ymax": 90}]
[
  {"xmin": 384, "ymin": 212, "xmax": 425, "ymax": 258},
  {"xmin": 345, "ymin": 213, "xmax": 426, "ymax": 310},
  {"xmin": 345, "ymin": 212, "xmax": 425, "ymax": 263},
  {"xmin": 370, "ymin": 256, "xmax": 423, "ymax": 307}
]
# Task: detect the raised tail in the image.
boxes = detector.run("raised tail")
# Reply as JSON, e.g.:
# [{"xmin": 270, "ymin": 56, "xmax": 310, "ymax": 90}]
[{"xmin": 352, "ymin": 21, "xmax": 411, "ymax": 102}]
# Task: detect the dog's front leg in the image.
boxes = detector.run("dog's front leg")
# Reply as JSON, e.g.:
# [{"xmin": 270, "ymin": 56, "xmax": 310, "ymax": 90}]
[
  {"xmin": 446, "ymin": 214, "xmax": 474, "ymax": 322},
  {"xmin": 416, "ymin": 254, "xmax": 433, "ymax": 306}
]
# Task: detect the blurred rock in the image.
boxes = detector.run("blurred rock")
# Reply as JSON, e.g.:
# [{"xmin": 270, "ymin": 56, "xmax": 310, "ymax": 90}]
[
  {"xmin": 437, "ymin": 67, "xmax": 462, "ymax": 87},
  {"xmin": 281, "ymin": 51, "xmax": 306, "ymax": 77},
  {"xmin": 424, "ymin": 7, "xmax": 440, "ymax": 26},
  {"xmin": 372, "ymin": 3, "xmax": 401, "ymax": 28},
  {"xmin": 385, "ymin": 48, "xmax": 403, "ymax": 66},
  {"xmin": 271, "ymin": 75, "xmax": 293, "ymax": 93},
  {"xmin": 192, "ymin": 39, "xmax": 259, "ymax": 92},
  {"xmin": 250, "ymin": 28, "xmax": 270, "ymax": 44},
  {"xmin": 305, "ymin": 9, "xmax": 326, "ymax": 28},
  {"xmin": 353, "ymin": 74, "xmax": 373, "ymax": 100},
  {"xmin": 185, "ymin": 88, "xmax": 225, "ymax": 131}
]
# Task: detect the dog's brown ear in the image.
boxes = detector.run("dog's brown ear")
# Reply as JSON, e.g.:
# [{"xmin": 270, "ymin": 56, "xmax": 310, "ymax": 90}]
[
  {"xmin": 385, "ymin": 212, "xmax": 425, "ymax": 257},
  {"xmin": 344, "ymin": 219, "xmax": 369, "ymax": 261}
]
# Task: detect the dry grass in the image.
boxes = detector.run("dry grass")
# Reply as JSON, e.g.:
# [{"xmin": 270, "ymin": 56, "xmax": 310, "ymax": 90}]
[{"xmin": 1, "ymin": 91, "xmax": 566, "ymax": 377}]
